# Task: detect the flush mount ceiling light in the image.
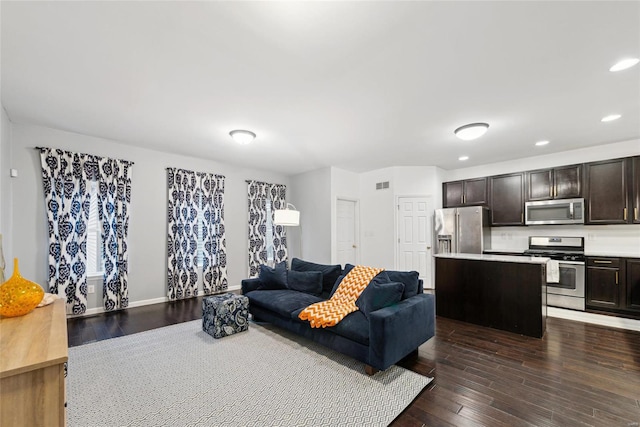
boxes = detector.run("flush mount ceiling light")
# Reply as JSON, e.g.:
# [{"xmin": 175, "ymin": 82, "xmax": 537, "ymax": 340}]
[
  {"xmin": 229, "ymin": 129, "xmax": 256, "ymax": 145},
  {"xmin": 535, "ymin": 140, "xmax": 550, "ymax": 146},
  {"xmin": 609, "ymin": 58, "xmax": 640, "ymax": 72},
  {"xmin": 458, "ymin": 156, "xmax": 469, "ymax": 161},
  {"xmin": 601, "ymin": 114, "xmax": 621, "ymax": 122},
  {"xmin": 454, "ymin": 123, "xmax": 489, "ymax": 141}
]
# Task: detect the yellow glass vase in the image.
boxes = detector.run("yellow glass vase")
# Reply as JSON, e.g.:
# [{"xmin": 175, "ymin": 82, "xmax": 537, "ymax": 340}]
[{"xmin": 0, "ymin": 258, "xmax": 45, "ymax": 317}]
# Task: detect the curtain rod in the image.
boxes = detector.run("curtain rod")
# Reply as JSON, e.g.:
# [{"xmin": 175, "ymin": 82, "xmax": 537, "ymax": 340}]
[{"xmin": 35, "ymin": 146, "xmax": 134, "ymax": 166}]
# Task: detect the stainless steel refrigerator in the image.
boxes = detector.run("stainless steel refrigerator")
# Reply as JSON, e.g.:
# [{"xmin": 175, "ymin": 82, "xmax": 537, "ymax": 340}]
[{"xmin": 434, "ymin": 206, "xmax": 491, "ymax": 254}]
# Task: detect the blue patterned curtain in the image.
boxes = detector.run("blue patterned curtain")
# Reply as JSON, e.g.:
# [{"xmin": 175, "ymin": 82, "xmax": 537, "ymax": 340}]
[
  {"xmin": 200, "ymin": 173, "xmax": 227, "ymax": 294},
  {"xmin": 96, "ymin": 157, "xmax": 133, "ymax": 311},
  {"xmin": 167, "ymin": 169, "xmax": 199, "ymax": 300},
  {"xmin": 39, "ymin": 148, "xmax": 93, "ymax": 314},
  {"xmin": 246, "ymin": 181, "xmax": 288, "ymax": 278}
]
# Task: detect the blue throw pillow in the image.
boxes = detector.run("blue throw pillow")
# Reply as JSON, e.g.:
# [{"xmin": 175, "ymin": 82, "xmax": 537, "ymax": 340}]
[
  {"xmin": 258, "ymin": 261, "xmax": 288, "ymax": 290},
  {"xmin": 291, "ymin": 258, "xmax": 342, "ymax": 295},
  {"xmin": 356, "ymin": 280, "xmax": 404, "ymax": 318},
  {"xmin": 287, "ymin": 270, "xmax": 323, "ymax": 296},
  {"xmin": 386, "ymin": 270, "xmax": 420, "ymax": 299}
]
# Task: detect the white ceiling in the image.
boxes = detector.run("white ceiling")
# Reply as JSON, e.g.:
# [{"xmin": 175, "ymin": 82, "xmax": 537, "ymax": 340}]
[{"xmin": 2, "ymin": 1, "xmax": 639, "ymax": 175}]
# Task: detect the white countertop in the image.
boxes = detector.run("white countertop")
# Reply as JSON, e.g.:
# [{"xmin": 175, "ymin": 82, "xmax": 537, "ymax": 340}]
[{"xmin": 434, "ymin": 253, "xmax": 550, "ymax": 264}]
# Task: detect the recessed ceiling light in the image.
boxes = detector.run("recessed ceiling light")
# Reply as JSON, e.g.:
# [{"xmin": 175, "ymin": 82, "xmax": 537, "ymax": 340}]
[
  {"xmin": 229, "ymin": 129, "xmax": 256, "ymax": 145},
  {"xmin": 609, "ymin": 58, "xmax": 640, "ymax": 72},
  {"xmin": 535, "ymin": 140, "xmax": 550, "ymax": 146},
  {"xmin": 601, "ymin": 114, "xmax": 621, "ymax": 122},
  {"xmin": 458, "ymin": 156, "xmax": 469, "ymax": 161},
  {"xmin": 454, "ymin": 123, "xmax": 489, "ymax": 141}
]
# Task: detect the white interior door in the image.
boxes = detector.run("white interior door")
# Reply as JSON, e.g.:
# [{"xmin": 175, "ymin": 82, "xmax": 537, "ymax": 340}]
[
  {"xmin": 337, "ymin": 199, "xmax": 358, "ymax": 265},
  {"xmin": 397, "ymin": 197, "xmax": 433, "ymax": 286}
]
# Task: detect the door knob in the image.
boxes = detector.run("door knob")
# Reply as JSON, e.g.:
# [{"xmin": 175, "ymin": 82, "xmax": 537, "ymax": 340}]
[
  {"xmin": 352, "ymin": 244, "xmax": 357, "ymax": 248},
  {"xmin": 426, "ymin": 246, "xmax": 431, "ymax": 250}
]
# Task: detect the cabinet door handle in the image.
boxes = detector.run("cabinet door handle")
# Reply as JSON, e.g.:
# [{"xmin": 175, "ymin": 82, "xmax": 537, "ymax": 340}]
[
  {"xmin": 593, "ymin": 260, "xmax": 612, "ymax": 264},
  {"xmin": 521, "ymin": 212, "xmax": 524, "ymax": 223},
  {"xmin": 615, "ymin": 271, "xmax": 618, "ymax": 285},
  {"xmin": 635, "ymin": 207, "xmax": 638, "ymax": 221},
  {"xmin": 463, "ymin": 194, "xmax": 466, "ymax": 204},
  {"xmin": 549, "ymin": 185, "xmax": 552, "ymax": 198},
  {"xmin": 554, "ymin": 186, "xmax": 557, "ymax": 198},
  {"xmin": 623, "ymin": 207, "xmax": 627, "ymax": 221}
]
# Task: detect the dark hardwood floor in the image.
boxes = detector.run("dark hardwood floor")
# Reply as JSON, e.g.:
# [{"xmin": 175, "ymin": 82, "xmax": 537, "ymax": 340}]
[{"xmin": 67, "ymin": 299, "xmax": 640, "ymax": 427}]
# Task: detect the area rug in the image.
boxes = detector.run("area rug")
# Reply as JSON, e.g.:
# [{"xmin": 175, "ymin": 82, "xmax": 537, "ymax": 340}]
[{"xmin": 67, "ymin": 321, "xmax": 432, "ymax": 426}]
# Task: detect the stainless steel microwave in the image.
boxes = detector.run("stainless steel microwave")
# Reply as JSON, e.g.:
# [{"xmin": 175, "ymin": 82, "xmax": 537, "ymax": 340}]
[{"xmin": 525, "ymin": 198, "xmax": 585, "ymax": 225}]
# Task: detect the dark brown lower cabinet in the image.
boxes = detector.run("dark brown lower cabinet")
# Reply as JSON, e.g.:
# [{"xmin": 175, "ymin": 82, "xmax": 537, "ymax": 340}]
[
  {"xmin": 626, "ymin": 258, "xmax": 640, "ymax": 312},
  {"xmin": 586, "ymin": 257, "xmax": 640, "ymax": 318}
]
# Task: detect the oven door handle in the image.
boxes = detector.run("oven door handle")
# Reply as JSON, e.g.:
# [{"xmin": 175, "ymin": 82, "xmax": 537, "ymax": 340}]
[{"xmin": 556, "ymin": 260, "xmax": 585, "ymax": 266}]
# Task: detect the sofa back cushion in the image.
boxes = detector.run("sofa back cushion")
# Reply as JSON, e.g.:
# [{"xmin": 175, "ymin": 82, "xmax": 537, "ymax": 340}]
[
  {"xmin": 287, "ymin": 270, "xmax": 323, "ymax": 296},
  {"xmin": 258, "ymin": 261, "xmax": 288, "ymax": 290},
  {"xmin": 291, "ymin": 258, "xmax": 342, "ymax": 296},
  {"xmin": 356, "ymin": 281, "xmax": 404, "ymax": 318},
  {"xmin": 385, "ymin": 270, "xmax": 420, "ymax": 299}
]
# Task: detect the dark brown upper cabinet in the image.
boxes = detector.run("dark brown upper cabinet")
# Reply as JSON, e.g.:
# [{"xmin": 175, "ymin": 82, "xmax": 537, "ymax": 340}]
[
  {"xmin": 584, "ymin": 158, "xmax": 629, "ymax": 224},
  {"xmin": 490, "ymin": 172, "xmax": 524, "ymax": 226},
  {"xmin": 525, "ymin": 164, "xmax": 582, "ymax": 201},
  {"xmin": 632, "ymin": 156, "xmax": 640, "ymax": 224},
  {"xmin": 443, "ymin": 178, "xmax": 487, "ymax": 207}
]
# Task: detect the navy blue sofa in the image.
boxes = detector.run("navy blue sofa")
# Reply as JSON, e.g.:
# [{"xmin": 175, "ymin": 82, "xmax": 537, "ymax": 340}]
[{"xmin": 241, "ymin": 260, "xmax": 436, "ymax": 373}]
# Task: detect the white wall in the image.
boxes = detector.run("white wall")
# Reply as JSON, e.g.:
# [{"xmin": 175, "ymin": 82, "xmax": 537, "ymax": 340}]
[
  {"xmin": 0, "ymin": 106, "xmax": 12, "ymax": 272},
  {"xmin": 442, "ymin": 138, "xmax": 640, "ymax": 257},
  {"xmin": 9, "ymin": 123, "xmax": 289, "ymax": 309},
  {"xmin": 289, "ymin": 167, "xmax": 332, "ymax": 263}
]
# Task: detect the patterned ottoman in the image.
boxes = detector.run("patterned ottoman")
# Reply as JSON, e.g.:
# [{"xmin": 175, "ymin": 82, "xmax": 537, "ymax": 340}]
[{"xmin": 202, "ymin": 293, "xmax": 249, "ymax": 338}]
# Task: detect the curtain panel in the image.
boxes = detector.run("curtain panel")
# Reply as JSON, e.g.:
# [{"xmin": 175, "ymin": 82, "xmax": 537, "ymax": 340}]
[
  {"xmin": 167, "ymin": 168, "xmax": 200, "ymax": 300},
  {"xmin": 200, "ymin": 172, "xmax": 228, "ymax": 294},
  {"xmin": 96, "ymin": 157, "xmax": 133, "ymax": 311},
  {"xmin": 39, "ymin": 147, "xmax": 133, "ymax": 314},
  {"xmin": 246, "ymin": 180, "xmax": 288, "ymax": 278},
  {"xmin": 167, "ymin": 169, "xmax": 227, "ymax": 300}
]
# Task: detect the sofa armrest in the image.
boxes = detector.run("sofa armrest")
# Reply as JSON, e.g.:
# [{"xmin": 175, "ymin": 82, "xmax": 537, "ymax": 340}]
[
  {"xmin": 241, "ymin": 278, "xmax": 263, "ymax": 294},
  {"xmin": 368, "ymin": 293, "xmax": 435, "ymax": 371}
]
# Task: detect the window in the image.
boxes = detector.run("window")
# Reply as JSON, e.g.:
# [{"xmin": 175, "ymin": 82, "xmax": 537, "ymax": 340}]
[{"xmin": 86, "ymin": 182, "xmax": 103, "ymax": 276}]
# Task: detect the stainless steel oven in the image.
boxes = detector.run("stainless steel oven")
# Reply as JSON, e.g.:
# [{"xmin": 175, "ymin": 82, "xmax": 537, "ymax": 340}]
[
  {"xmin": 524, "ymin": 236, "xmax": 585, "ymax": 311},
  {"xmin": 547, "ymin": 260, "xmax": 585, "ymax": 311}
]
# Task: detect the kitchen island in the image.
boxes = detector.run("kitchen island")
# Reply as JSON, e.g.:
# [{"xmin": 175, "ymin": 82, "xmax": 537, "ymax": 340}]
[{"xmin": 435, "ymin": 253, "xmax": 549, "ymax": 338}]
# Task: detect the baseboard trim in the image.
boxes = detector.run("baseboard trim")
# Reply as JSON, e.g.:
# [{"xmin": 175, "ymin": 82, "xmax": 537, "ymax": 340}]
[
  {"xmin": 547, "ymin": 307, "xmax": 640, "ymax": 332},
  {"xmin": 69, "ymin": 284, "xmax": 241, "ymax": 318}
]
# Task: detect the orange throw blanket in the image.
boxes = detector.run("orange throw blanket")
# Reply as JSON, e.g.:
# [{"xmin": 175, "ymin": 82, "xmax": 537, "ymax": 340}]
[{"xmin": 298, "ymin": 265, "xmax": 384, "ymax": 328}]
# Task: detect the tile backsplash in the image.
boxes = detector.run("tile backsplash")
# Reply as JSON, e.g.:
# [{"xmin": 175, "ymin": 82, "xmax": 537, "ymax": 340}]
[{"xmin": 490, "ymin": 224, "xmax": 640, "ymax": 257}]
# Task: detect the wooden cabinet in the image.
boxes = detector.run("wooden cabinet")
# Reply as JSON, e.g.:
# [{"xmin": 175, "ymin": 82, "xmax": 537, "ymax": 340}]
[
  {"xmin": 586, "ymin": 257, "xmax": 640, "ymax": 317},
  {"xmin": 632, "ymin": 156, "xmax": 640, "ymax": 224},
  {"xmin": 584, "ymin": 158, "xmax": 629, "ymax": 224},
  {"xmin": 626, "ymin": 258, "xmax": 640, "ymax": 312},
  {"xmin": 489, "ymin": 173, "xmax": 524, "ymax": 226},
  {"xmin": 526, "ymin": 164, "xmax": 582, "ymax": 201},
  {"xmin": 443, "ymin": 178, "xmax": 487, "ymax": 207},
  {"xmin": 586, "ymin": 257, "xmax": 621, "ymax": 309},
  {"xmin": 0, "ymin": 299, "xmax": 68, "ymax": 427}
]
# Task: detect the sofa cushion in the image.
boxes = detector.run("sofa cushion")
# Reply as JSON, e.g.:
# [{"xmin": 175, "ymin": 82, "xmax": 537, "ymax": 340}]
[
  {"xmin": 287, "ymin": 270, "xmax": 323, "ymax": 296},
  {"xmin": 329, "ymin": 270, "xmax": 390, "ymax": 298},
  {"xmin": 291, "ymin": 258, "xmax": 342, "ymax": 295},
  {"xmin": 292, "ymin": 307, "xmax": 369, "ymax": 346},
  {"xmin": 356, "ymin": 281, "xmax": 404, "ymax": 318},
  {"xmin": 258, "ymin": 261, "xmax": 288, "ymax": 290},
  {"xmin": 245, "ymin": 289, "xmax": 324, "ymax": 318},
  {"xmin": 386, "ymin": 270, "xmax": 420, "ymax": 299}
]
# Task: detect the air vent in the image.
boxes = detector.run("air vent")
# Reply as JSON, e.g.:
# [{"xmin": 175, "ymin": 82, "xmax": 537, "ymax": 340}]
[{"xmin": 375, "ymin": 181, "xmax": 390, "ymax": 190}]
